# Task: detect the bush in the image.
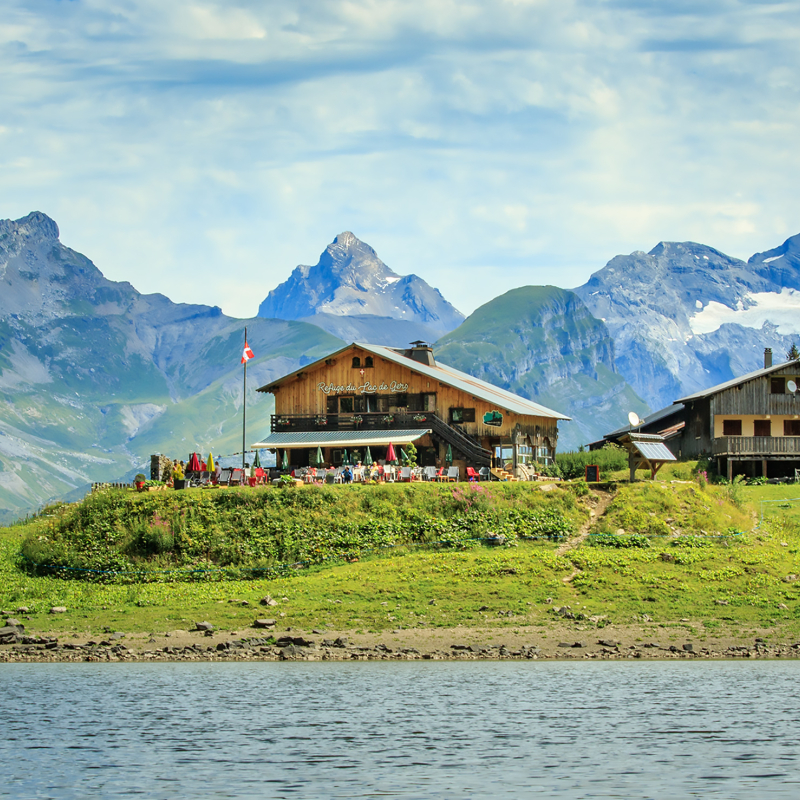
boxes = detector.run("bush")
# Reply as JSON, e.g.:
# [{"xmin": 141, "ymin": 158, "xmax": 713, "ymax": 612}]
[
  {"xmin": 556, "ymin": 443, "xmax": 627, "ymax": 480},
  {"xmin": 590, "ymin": 532, "xmax": 650, "ymax": 548},
  {"xmin": 20, "ymin": 483, "xmax": 583, "ymax": 582}
]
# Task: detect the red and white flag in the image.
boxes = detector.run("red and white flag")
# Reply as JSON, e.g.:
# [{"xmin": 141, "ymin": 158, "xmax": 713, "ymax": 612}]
[{"xmin": 241, "ymin": 341, "xmax": 255, "ymax": 364}]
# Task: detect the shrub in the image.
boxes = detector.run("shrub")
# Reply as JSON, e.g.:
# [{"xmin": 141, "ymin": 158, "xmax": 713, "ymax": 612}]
[
  {"xmin": 556, "ymin": 444, "xmax": 627, "ymax": 480},
  {"xmin": 590, "ymin": 532, "xmax": 650, "ymax": 548}
]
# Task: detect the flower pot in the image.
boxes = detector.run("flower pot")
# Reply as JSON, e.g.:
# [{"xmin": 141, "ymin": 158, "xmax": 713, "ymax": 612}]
[{"xmin": 173, "ymin": 479, "xmax": 187, "ymax": 490}]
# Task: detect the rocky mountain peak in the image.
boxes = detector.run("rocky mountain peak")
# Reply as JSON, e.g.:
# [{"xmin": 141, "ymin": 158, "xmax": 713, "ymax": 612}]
[
  {"xmin": 257, "ymin": 232, "xmax": 463, "ymax": 334},
  {"xmin": 1, "ymin": 211, "xmax": 60, "ymax": 241}
]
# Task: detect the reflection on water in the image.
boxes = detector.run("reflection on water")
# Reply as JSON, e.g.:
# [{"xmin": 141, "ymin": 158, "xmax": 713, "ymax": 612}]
[{"xmin": 1, "ymin": 661, "xmax": 800, "ymax": 798}]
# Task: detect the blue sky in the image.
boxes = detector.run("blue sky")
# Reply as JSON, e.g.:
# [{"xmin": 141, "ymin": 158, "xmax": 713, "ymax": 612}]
[{"xmin": 2, "ymin": 0, "xmax": 799, "ymax": 318}]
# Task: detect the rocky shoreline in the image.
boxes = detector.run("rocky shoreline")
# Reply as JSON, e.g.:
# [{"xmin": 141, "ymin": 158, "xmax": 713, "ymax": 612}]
[{"xmin": 2, "ymin": 622, "xmax": 799, "ymax": 663}]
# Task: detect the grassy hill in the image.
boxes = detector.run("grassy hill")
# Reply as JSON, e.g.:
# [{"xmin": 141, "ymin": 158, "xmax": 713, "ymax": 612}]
[{"xmin": 2, "ymin": 473, "xmax": 798, "ymax": 643}]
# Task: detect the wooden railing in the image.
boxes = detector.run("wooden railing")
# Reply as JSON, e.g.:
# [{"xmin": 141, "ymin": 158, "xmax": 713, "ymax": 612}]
[
  {"xmin": 713, "ymin": 436, "xmax": 800, "ymax": 456},
  {"xmin": 271, "ymin": 412, "xmax": 434, "ymax": 433},
  {"xmin": 270, "ymin": 412, "xmax": 492, "ymax": 465}
]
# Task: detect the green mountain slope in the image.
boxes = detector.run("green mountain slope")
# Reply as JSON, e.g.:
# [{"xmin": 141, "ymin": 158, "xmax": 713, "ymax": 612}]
[
  {"xmin": 0, "ymin": 212, "xmax": 341, "ymax": 523},
  {"xmin": 435, "ymin": 286, "xmax": 648, "ymax": 450}
]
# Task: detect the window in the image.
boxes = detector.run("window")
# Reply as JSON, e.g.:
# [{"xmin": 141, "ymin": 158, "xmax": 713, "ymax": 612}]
[
  {"xmin": 353, "ymin": 396, "xmax": 366, "ymax": 413},
  {"xmin": 785, "ymin": 420, "xmax": 800, "ymax": 436},
  {"xmin": 771, "ymin": 377, "xmax": 786, "ymax": 394},
  {"xmin": 352, "ymin": 356, "xmax": 361, "ymax": 368},
  {"xmin": 364, "ymin": 356, "xmax": 374, "ymax": 368},
  {"xmin": 754, "ymin": 419, "xmax": 771, "ymax": 437},
  {"xmin": 326, "ymin": 396, "xmax": 337, "ymax": 414},
  {"xmin": 722, "ymin": 419, "xmax": 742, "ymax": 436},
  {"xmin": 450, "ymin": 407, "xmax": 476, "ymax": 423},
  {"xmin": 339, "ymin": 396, "xmax": 354, "ymax": 413}
]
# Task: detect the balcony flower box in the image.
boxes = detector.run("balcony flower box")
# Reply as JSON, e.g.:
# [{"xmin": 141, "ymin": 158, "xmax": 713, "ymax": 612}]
[
  {"xmin": 382, "ymin": 414, "xmax": 395, "ymax": 424},
  {"xmin": 351, "ymin": 415, "xmax": 363, "ymax": 425},
  {"xmin": 413, "ymin": 414, "xmax": 428, "ymax": 423},
  {"xmin": 315, "ymin": 417, "xmax": 328, "ymax": 426}
]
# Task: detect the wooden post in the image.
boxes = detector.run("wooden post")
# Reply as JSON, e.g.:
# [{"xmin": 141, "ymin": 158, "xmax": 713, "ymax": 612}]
[
  {"xmin": 727, "ymin": 458, "xmax": 733, "ymax": 482},
  {"xmin": 762, "ymin": 459, "xmax": 768, "ymax": 478}
]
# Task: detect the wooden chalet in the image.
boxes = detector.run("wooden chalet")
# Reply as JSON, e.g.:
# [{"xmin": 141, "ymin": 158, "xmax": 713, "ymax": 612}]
[
  {"xmin": 594, "ymin": 348, "xmax": 800, "ymax": 480},
  {"xmin": 676, "ymin": 349, "xmax": 800, "ymax": 480},
  {"xmin": 253, "ymin": 341, "xmax": 569, "ymax": 476}
]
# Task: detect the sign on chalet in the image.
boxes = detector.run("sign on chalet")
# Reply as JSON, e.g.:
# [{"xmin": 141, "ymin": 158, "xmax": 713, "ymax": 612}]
[{"xmin": 253, "ymin": 342, "xmax": 569, "ymax": 472}]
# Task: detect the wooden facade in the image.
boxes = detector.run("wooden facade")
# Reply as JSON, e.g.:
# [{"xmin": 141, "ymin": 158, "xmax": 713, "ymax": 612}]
[
  {"xmin": 678, "ymin": 358, "xmax": 800, "ymax": 479},
  {"xmin": 257, "ymin": 343, "xmax": 567, "ymax": 474}
]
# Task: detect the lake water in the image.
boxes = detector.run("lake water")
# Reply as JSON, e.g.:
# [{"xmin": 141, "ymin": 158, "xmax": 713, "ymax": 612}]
[{"xmin": 1, "ymin": 661, "xmax": 799, "ymax": 799}]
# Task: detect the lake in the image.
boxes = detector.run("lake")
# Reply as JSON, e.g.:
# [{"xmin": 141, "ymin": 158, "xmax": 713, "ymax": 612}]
[{"xmin": 1, "ymin": 661, "xmax": 799, "ymax": 798}]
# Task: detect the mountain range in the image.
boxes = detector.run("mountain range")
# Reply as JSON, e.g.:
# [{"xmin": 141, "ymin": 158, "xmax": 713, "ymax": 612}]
[
  {"xmin": 575, "ymin": 236, "xmax": 800, "ymax": 410},
  {"xmin": 0, "ymin": 212, "xmax": 340, "ymax": 523},
  {"xmin": 1, "ymin": 211, "xmax": 798, "ymax": 522}
]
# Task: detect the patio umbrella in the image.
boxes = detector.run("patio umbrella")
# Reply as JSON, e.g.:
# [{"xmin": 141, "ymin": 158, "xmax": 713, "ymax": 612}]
[
  {"xmin": 253, "ymin": 450, "xmax": 261, "ymax": 469},
  {"xmin": 315, "ymin": 445, "xmax": 324, "ymax": 466},
  {"xmin": 400, "ymin": 447, "xmax": 409, "ymax": 464},
  {"xmin": 342, "ymin": 448, "xmax": 349, "ymax": 465},
  {"xmin": 445, "ymin": 444, "xmax": 453, "ymax": 464},
  {"xmin": 206, "ymin": 452, "xmax": 215, "ymax": 473},
  {"xmin": 188, "ymin": 452, "xmax": 201, "ymax": 472},
  {"xmin": 386, "ymin": 442, "xmax": 397, "ymax": 463},
  {"xmin": 281, "ymin": 450, "xmax": 289, "ymax": 470},
  {"xmin": 364, "ymin": 446, "xmax": 373, "ymax": 465}
]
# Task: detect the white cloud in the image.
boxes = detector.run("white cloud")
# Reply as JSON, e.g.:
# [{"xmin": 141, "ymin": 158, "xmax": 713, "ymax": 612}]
[{"xmin": 1, "ymin": 0, "xmax": 799, "ymax": 318}]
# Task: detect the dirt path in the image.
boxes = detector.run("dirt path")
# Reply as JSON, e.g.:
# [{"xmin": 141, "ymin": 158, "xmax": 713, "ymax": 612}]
[{"xmin": 557, "ymin": 489, "xmax": 613, "ymax": 556}]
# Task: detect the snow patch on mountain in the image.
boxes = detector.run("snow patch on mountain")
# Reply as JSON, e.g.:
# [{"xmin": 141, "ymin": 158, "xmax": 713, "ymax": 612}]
[{"xmin": 691, "ymin": 289, "xmax": 800, "ymax": 336}]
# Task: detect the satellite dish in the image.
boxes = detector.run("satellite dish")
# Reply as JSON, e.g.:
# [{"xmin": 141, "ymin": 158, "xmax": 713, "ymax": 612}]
[
  {"xmin": 628, "ymin": 411, "xmax": 641, "ymax": 427},
  {"xmin": 789, "ymin": 379, "xmax": 798, "ymax": 394}
]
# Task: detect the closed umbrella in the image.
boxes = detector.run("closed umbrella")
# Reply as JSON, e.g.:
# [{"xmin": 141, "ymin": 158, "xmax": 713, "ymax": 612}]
[
  {"xmin": 188, "ymin": 452, "xmax": 201, "ymax": 472},
  {"xmin": 315, "ymin": 445, "xmax": 324, "ymax": 467},
  {"xmin": 282, "ymin": 450, "xmax": 289, "ymax": 470},
  {"xmin": 342, "ymin": 448, "xmax": 349, "ymax": 466},
  {"xmin": 386, "ymin": 442, "xmax": 397, "ymax": 463},
  {"xmin": 445, "ymin": 444, "xmax": 453, "ymax": 464},
  {"xmin": 400, "ymin": 447, "xmax": 409, "ymax": 465},
  {"xmin": 253, "ymin": 450, "xmax": 261, "ymax": 469},
  {"xmin": 206, "ymin": 452, "xmax": 215, "ymax": 473},
  {"xmin": 364, "ymin": 446, "xmax": 373, "ymax": 465}
]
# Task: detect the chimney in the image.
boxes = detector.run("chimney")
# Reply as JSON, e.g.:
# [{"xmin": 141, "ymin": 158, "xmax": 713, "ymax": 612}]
[
  {"xmin": 764, "ymin": 348, "xmax": 773, "ymax": 369},
  {"xmin": 406, "ymin": 341, "xmax": 436, "ymax": 367}
]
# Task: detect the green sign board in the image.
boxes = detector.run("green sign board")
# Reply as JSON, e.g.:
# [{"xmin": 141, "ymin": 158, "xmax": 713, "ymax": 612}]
[{"xmin": 483, "ymin": 410, "xmax": 503, "ymax": 427}]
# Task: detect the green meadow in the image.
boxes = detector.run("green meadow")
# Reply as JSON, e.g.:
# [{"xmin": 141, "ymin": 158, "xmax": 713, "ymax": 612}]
[{"xmin": 1, "ymin": 468, "xmax": 799, "ymax": 641}]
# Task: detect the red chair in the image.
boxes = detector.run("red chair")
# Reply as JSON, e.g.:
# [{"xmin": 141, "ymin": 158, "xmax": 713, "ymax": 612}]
[
  {"xmin": 254, "ymin": 468, "xmax": 266, "ymax": 485},
  {"xmin": 466, "ymin": 467, "xmax": 479, "ymax": 482}
]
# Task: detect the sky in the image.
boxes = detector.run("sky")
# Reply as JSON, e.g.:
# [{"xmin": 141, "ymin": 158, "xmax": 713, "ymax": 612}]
[{"xmin": 2, "ymin": 0, "xmax": 800, "ymax": 319}]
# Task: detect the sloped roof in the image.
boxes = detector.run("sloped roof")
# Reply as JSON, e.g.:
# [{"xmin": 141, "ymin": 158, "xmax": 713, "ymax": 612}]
[
  {"xmin": 620, "ymin": 433, "xmax": 676, "ymax": 462},
  {"xmin": 604, "ymin": 403, "xmax": 685, "ymax": 440},
  {"xmin": 259, "ymin": 342, "xmax": 570, "ymax": 421},
  {"xmin": 676, "ymin": 359, "xmax": 800, "ymax": 403}
]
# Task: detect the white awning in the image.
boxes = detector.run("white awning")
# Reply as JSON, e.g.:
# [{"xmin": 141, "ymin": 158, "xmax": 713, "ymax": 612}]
[{"xmin": 252, "ymin": 429, "xmax": 431, "ymax": 450}]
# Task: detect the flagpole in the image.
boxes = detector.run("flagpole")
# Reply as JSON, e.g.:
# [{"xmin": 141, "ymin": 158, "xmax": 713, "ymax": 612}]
[{"xmin": 242, "ymin": 326, "xmax": 247, "ymax": 472}]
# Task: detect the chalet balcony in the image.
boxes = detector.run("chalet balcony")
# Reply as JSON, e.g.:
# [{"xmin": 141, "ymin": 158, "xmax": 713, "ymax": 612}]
[
  {"xmin": 713, "ymin": 436, "xmax": 800, "ymax": 458},
  {"xmin": 271, "ymin": 411, "xmax": 437, "ymax": 433}
]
